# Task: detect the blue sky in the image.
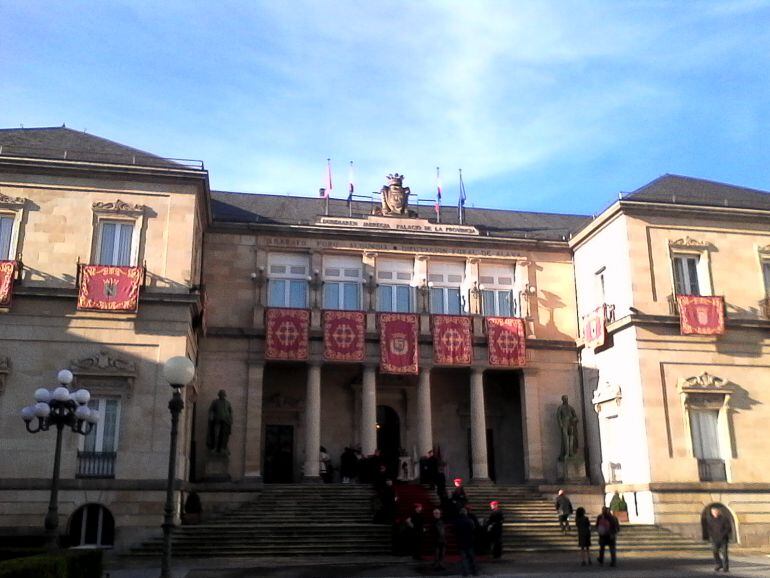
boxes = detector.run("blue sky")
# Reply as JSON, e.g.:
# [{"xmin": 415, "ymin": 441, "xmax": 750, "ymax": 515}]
[{"xmin": 3, "ymin": 1, "xmax": 770, "ymax": 215}]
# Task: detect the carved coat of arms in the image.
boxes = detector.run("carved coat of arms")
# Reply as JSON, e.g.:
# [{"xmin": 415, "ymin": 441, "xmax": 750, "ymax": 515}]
[{"xmin": 377, "ymin": 173, "xmax": 415, "ymax": 217}]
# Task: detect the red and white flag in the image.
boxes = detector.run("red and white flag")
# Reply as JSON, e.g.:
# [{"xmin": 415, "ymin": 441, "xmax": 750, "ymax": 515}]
[
  {"xmin": 320, "ymin": 158, "xmax": 333, "ymax": 198},
  {"xmin": 435, "ymin": 166, "xmax": 442, "ymax": 219}
]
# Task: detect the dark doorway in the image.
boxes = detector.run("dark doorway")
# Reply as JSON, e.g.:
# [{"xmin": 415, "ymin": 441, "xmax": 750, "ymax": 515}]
[
  {"xmin": 68, "ymin": 504, "xmax": 114, "ymax": 547},
  {"xmin": 264, "ymin": 425, "xmax": 294, "ymax": 483},
  {"xmin": 377, "ymin": 405, "xmax": 401, "ymax": 478},
  {"xmin": 467, "ymin": 428, "xmax": 496, "ymax": 482}
]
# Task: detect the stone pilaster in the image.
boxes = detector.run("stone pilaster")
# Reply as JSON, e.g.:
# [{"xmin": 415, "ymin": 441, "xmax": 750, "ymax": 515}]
[
  {"xmin": 417, "ymin": 366, "xmax": 433, "ymax": 456},
  {"xmin": 303, "ymin": 361, "xmax": 322, "ymax": 481},
  {"xmin": 361, "ymin": 363, "xmax": 377, "ymax": 456},
  {"xmin": 470, "ymin": 367, "xmax": 489, "ymax": 481},
  {"xmin": 243, "ymin": 362, "xmax": 265, "ymax": 480},
  {"xmin": 521, "ymin": 368, "xmax": 545, "ymax": 481}
]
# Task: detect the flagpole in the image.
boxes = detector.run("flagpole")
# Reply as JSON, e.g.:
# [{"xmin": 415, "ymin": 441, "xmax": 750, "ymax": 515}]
[
  {"xmin": 436, "ymin": 166, "xmax": 441, "ymax": 224},
  {"xmin": 458, "ymin": 168, "xmax": 466, "ymax": 225},
  {"xmin": 348, "ymin": 160, "xmax": 354, "ymax": 218},
  {"xmin": 325, "ymin": 158, "xmax": 332, "ymax": 216}
]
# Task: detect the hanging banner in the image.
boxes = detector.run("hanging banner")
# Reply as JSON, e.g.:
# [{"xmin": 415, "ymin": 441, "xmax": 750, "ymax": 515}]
[
  {"xmin": 676, "ymin": 295, "xmax": 725, "ymax": 335},
  {"xmin": 0, "ymin": 260, "xmax": 17, "ymax": 309},
  {"xmin": 486, "ymin": 317, "xmax": 527, "ymax": 367},
  {"xmin": 432, "ymin": 314, "xmax": 472, "ymax": 365},
  {"xmin": 323, "ymin": 310, "xmax": 366, "ymax": 362},
  {"xmin": 379, "ymin": 313, "xmax": 419, "ymax": 374},
  {"xmin": 265, "ymin": 308, "xmax": 310, "ymax": 360},
  {"xmin": 583, "ymin": 305, "xmax": 606, "ymax": 349},
  {"xmin": 77, "ymin": 265, "xmax": 143, "ymax": 312}
]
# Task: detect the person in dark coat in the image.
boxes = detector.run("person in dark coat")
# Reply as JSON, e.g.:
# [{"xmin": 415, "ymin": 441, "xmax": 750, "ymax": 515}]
[
  {"xmin": 340, "ymin": 446, "xmax": 358, "ymax": 483},
  {"xmin": 406, "ymin": 503, "xmax": 426, "ymax": 560},
  {"xmin": 555, "ymin": 489, "xmax": 573, "ymax": 532},
  {"xmin": 485, "ymin": 500, "xmax": 504, "ymax": 559},
  {"xmin": 450, "ymin": 477, "xmax": 468, "ymax": 516},
  {"xmin": 575, "ymin": 507, "xmax": 592, "ymax": 566},
  {"xmin": 455, "ymin": 508, "xmax": 478, "ymax": 577},
  {"xmin": 431, "ymin": 508, "xmax": 446, "ymax": 570},
  {"xmin": 703, "ymin": 506, "xmax": 732, "ymax": 572},
  {"xmin": 595, "ymin": 506, "xmax": 620, "ymax": 567},
  {"xmin": 435, "ymin": 463, "xmax": 447, "ymax": 503},
  {"xmin": 377, "ymin": 479, "xmax": 396, "ymax": 524}
]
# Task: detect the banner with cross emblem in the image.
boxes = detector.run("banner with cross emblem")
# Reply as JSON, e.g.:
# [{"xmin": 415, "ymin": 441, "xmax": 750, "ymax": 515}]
[
  {"xmin": 323, "ymin": 310, "xmax": 365, "ymax": 362},
  {"xmin": 676, "ymin": 295, "xmax": 725, "ymax": 335},
  {"xmin": 379, "ymin": 313, "xmax": 418, "ymax": 374},
  {"xmin": 265, "ymin": 308, "xmax": 310, "ymax": 360},
  {"xmin": 486, "ymin": 317, "xmax": 527, "ymax": 367},
  {"xmin": 0, "ymin": 260, "xmax": 18, "ymax": 309},
  {"xmin": 77, "ymin": 265, "xmax": 143, "ymax": 312},
  {"xmin": 432, "ymin": 314, "xmax": 472, "ymax": 365}
]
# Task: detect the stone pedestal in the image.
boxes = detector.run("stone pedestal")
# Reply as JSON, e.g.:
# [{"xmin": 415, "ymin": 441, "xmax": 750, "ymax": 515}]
[
  {"xmin": 557, "ymin": 456, "xmax": 587, "ymax": 482},
  {"xmin": 204, "ymin": 452, "xmax": 231, "ymax": 482}
]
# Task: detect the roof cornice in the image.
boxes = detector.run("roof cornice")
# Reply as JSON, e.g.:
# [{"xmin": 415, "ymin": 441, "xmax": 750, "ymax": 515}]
[{"xmin": 0, "ymin": 155, "xmax": 208, "ymax": 181}]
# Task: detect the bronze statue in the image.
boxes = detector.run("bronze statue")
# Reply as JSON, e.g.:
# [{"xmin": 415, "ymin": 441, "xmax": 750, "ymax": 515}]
[
  {"xmin": 206, "ymin": 389, "xmax": 233, "ymax": 454},
  {"xmin": 556, "ymin": 395, "xmax": 579, "ymax": 460},
  {"xmin": 380, "ymin": 173, "xmax": 411, "ymax": 216}
]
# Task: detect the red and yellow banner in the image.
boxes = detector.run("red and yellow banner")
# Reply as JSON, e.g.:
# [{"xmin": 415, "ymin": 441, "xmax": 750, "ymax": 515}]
[
  {"xmin": 323, "ymin": 310, "xmax": 365, "ymax": 362},
  {"xmin": 77, "ymin": 265, "xmax": 143, "ymax": 312},
  {"xmin": 379, "ymin": 313, "xmax": 419, "ymax": 374},
  {"xmin": 676, "ymin": 295, "xmax": 725, "ymax": 335},
  {"xmin": 432, "ymin": 315, "xmax": 472, "ymax": 365},
  {"xmin": 265, "ymin": 308, "xmax": 310, "ymax": 360},
  {"xmin": 583, "ymin": 305, "xmax": 606, "ymax": 349},
  {"xmin": 486, "ymin": 317, "xmax": 527, "ymax": 367},
  {"xmin": 0, "ymin": 260, "xmax": 17, "ymax": 309}
]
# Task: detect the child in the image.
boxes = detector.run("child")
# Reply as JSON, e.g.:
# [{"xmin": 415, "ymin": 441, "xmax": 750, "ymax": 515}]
[{"xmin": 575, "ymin": 507, "xmax": 592, "ymax": 566}]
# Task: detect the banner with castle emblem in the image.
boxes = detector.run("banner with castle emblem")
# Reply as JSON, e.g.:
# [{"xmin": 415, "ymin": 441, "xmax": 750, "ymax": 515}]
[
  {"xmin": 379, "ymin": 313, "xmax": 418, "ymax": 374},
  {"xmin": 676, "ymin": 295, "xmax": 725, "ymax": 335},
  {"xmin": 77, "ymin": 265, "xmax": 143, "ymax": 312},
  {"xmin": 583, "ymin": 305, "xmax": 606, "ymax": 349},
  {"xmin": 486, "ymin": 317, "xmax": 527, "ymax": 367},
  {"xmin": 323, "ymin": 310, "xmax": 365, "ymax": 362},
  {"xmin": 265, "ymin": 308, "xmax": 310, "ymax": 360},
  {"xmin": 0, "ymin": 260, "xmax": 17, "ymax": 309},
  {"xmin": 432, "ymin": 315, "xmax": 472, "ymax": 365}
]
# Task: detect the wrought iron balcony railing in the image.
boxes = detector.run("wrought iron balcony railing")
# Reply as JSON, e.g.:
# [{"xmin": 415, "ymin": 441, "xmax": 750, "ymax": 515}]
[
  {"xmin": 698, "ymin": 458, "xmax": 727, "ymax": 482},
  {"xmin": 76, "ymin": 451, "xmax": 116, "ymax": 479}
]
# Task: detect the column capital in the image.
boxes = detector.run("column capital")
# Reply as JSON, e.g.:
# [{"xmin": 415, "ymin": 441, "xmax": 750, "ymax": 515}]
[
  {"xmin": 307, "ymin": 358, "xmax": 323, "ymax": 369},
  {"xmin": 419, "ymin": 364, "xmax": 433, "ymax": 374},
  {"xmin": 522, "ymin": 367, "xmax": 539, "ymax": 377},
  {"xmin": 470, "ymin": 365, "xmax": 486, "ymax": 376},
  {"xmin": 362, "ymin": 360, "xmax": 379, "ymax": 370}
]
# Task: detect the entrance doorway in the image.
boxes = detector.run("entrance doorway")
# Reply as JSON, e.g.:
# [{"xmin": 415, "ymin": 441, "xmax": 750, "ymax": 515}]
[
  {"xmin": 467, "ymin": 428, "xmax": 496, "ymax": 481},
  {"xmin": 264, "ymin": 425, "xmax": 294, "ymax": 483},
  {"xmin": 377, "ymin": 405, "xmax": 401, "ymax": 478},
  {"xmin": 68, "ymin": 504, "xmax": 114, "ymax": 547}
]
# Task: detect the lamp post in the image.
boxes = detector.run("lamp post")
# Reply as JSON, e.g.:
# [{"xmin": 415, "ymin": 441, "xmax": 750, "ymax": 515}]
[
  {"xmin": 160, "ymin": 356, "xmax": 196, "ymax": 578},
  {"xmin": 20, "ymin": 369, "xmax": 98, "ymax": 549}
]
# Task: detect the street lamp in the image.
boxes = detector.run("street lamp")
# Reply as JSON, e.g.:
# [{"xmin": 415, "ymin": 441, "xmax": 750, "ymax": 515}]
[
  {"xmin": 160, "ymin": 355, "xmax": 195, "ymax": 578},
  {"xmin": 20, "ymin": 369, "xmax": 98, "ymax": 548}
]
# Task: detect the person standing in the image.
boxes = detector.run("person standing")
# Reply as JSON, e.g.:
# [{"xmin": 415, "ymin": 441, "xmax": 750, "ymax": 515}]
[
  {"xmin": 555, "ymin": 489, "xmax": 573, "ymax": 532},
  {"xmin": 340, "ymin": 446, "xmax": 357, "ymax": 484},
  {"xmin": 455, "ymin": 508, "xmax": 478, "ymax": 577},
  {"xmin": 703, "ymin": 506, "xmax": 732, "ymax": 572},
  {"xmin": 451, "ymin": 477, "xmax": 468, "ymax": 516},
  {"xmin": 485, "ymin": 500, "xmax": 504, "ymax": 559},
  {"xmin": 406, "ymin": 503, "xmax": 426, "ymax": 560},
  {"xmin": 431, "ymin": 508, "xmax": 446, "ymax": 571},
  {"xmin": 595, "ymin": 506, "xmax": 620, "ymax": 567},
  {"xmin": 575, "ymin": 507, "xmax": 592, "ymax": 566},
  {"xmin": 319, "ymin": 446, "xmax": 332, "ymax": 483}
]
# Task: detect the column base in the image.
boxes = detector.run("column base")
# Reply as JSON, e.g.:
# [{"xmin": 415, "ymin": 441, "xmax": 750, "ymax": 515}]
[
  {"xmin": 242, "ymin": 475, "xmax": 264, "ymax": 486},
  {"xmin": 470, "ymin": 477, "xmax": 495, "ymax": 486},
  {"xmin": 203, "ymin": 452, "xmax": 231, "ymax": 482},
  {"xmin": 302, "ymin": 475, "xmax": 324, "ymax": 484},
  {"xmin": 556, "ymin": 456, "xmax": 588, "ymax": 483}
]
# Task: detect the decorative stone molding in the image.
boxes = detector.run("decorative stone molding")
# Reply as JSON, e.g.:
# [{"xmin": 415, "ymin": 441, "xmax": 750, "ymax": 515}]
[
  {"xmin": 668, "ymin": 236, "xmax": 711, "ymax": 251},
  {"xmin": 0, "ymin": 357, "xmax": 9, "ymax": 396},
  {"xmin": 677, "ymin": 372, "xmax": 733, "ymax": 410},
  {"xmin": 264, "ymin": 392, "xmax": 302, "ymax": 410},
  {"xmin": 0, "ymin": 192, "xmax": 26, "ymax": 209},
  {"xmin": 70, "ymin": 350, "xmax": 137, "ymax": 398},
  {"xmin": 92, "ymin": 199, "xmax": 146, "ymax": 216},
  {"xmin": 592, "ymin": 381, "xmax": 622, "ymax": 413},
  {"xmin": 758, "ymin": 244, "xmax": 770, "ymax": 256}
]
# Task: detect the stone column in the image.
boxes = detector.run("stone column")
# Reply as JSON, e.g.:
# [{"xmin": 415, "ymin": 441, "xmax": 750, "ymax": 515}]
[
  {"xmin": 470, "ymin": 367, "xmax": 489, "ymax": 481},
  {"xmin": 361, "ymin": 363, "xmax": 377, "ymax": 456},
  {"xmin": 303, "ymin": 361, "xmax": 322, "ymax": 481},
  {"xmin": 521, "ymin": 368, "xmax": 544, "ymax": 481},
  {"xmin": 417, "ymin": 366, "xmax": 433, "ymax": 456},
  {"xmin": 243, "ymin": 363, "xmax": 265, "ymax": 480}
]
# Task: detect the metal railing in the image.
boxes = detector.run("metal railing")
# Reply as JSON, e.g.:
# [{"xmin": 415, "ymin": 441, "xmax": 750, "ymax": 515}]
[
  {"xmin": 668, "ymin": 294, "xmax": 680, "ymax": 316},
  {"xmin": 0, "ymin": 144, "xmax": 204, "ymax": 170},
  {"xmin": 76, "ymin": 451, "xmax": 116, "ymax": 479},
  {"xmin": 698, "ymin": 458, "xmax": 727, "ymax": 482},
  {"xmin": 761, "ymin": 297, "xmax": 770, "ymax": 320}
]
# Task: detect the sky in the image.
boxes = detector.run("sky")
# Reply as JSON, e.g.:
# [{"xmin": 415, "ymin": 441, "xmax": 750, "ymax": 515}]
[{"xmin": 2, "ymin": 0, "xmax": 770, "ymax": 215}]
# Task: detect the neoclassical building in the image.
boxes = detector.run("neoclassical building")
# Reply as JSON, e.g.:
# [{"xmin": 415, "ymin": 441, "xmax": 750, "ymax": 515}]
[{"xmin": 1, "ymin": 127, "xmax": 769, "ymax": 548}]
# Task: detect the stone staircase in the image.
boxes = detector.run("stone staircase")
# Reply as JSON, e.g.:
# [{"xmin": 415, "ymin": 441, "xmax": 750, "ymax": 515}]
[
  {"xmin": 132, "ymin": 484, "xmax": 391, "ymax": 557},
  {"xmin": 464, "ymin": 485, "xmax": 710, "ymax": 554}
]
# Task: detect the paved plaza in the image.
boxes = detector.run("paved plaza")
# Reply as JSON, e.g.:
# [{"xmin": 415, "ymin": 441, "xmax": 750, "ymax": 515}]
[{"xmin": 105, "ymin": 551, "xmax": 770, "ymax": 578}]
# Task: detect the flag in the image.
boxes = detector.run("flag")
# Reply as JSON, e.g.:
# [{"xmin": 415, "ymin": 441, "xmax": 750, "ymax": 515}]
[
  {"xmin": 347, "ymin": 161, "xmax": 354, "ymax": 204},
  {"xmin": 320, "ymin": 158, "xmax": 332, "ymax": 198},
  {"xmin": 435, "ymin": 166, "xmax": 442, "ymax": 219},
  {"xmin": 458, "ymin": 168, "xmax": 467, "ymax": 223}
]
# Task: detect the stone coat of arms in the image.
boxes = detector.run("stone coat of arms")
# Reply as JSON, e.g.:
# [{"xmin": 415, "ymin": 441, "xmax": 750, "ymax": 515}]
[{"xmin": 377, "ymin": 173, "xmax": 416, "ymax": 217}]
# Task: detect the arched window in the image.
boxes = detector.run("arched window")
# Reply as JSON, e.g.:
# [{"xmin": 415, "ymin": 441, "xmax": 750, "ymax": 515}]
[{"xmin": 68, "ymin": 503, "xmax": 115, "ymax": 547}]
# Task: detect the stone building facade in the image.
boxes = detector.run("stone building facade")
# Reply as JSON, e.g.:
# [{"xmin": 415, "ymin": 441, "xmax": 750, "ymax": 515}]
[{"xmin": 0, "ymin": 128, "xmax": 769, "ymax": 548}]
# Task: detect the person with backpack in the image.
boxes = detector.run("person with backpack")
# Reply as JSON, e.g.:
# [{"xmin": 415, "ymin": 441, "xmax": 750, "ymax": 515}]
[
  {"xmin": 595, "ymin": 506, "xmax": 620, "ymax": 566},
  {"xmin": 575, "ymin": 507, "xmax": 592, "ymax": 566},
  {"xmin": 555, "ymin": 489, "xmax": 573, "ymax": 532}
]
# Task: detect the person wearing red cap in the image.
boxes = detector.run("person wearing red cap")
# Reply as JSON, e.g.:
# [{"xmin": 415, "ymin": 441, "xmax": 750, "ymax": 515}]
[
  {"xmin": 485, "ymin": 500, "xmax": 504, "ymax": 558},
  {"xmin": 450, "ymin": 477, "xmax": 468, "ymax": 517},
  {"xmin": 406, "ymin": 502, "xmax": 426, "ymax": 560}
]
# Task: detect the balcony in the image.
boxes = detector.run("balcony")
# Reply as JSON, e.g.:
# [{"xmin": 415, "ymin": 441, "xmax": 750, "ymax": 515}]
[
  {"xmin": 76, "ymin": 451, "xmax": 116, "ymax": 479},
  {"xmin": 761, "ymin": 297, "xmax": 770, "ymax": 320},
  {"xmin": 698, "ymin": 458, "xmax": 727, "ymax": 482}
]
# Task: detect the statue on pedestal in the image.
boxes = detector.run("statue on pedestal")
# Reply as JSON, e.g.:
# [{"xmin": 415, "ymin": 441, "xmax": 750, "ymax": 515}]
[
  {"xmin": 206, "ymin": 389, "xmax": 233, "ymax": 454},
  {"xmin": 556, "ymin": 395, "xmax": 579, "ymax": 460}
]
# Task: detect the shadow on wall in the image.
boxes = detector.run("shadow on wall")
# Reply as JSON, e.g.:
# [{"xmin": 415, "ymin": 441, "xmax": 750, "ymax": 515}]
[{"xmin": 536, "ymin": 290, "xmax": 572, "ymax": 341}]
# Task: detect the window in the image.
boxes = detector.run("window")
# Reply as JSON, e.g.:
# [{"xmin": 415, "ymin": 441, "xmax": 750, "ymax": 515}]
[
  {"xmin": 479, "ymin": 262, "xmax": 517, "ymax": 317},
  {"xmin": 428, "ymin": 261, "xmax": 465, "ymax": 314},
  {"xmin": 763, "ymin": 261, "xmax": 770, "ymax": 296},
  {"xmin": 78, "ymin": 398, "xmax": 120, "ymax": 479},
  {"xmin": 673, "ymin": 255, "xmax": 701, "ymax": 296},
  {"xmin": 689, "ymin": 408, "xmax": 727, "ymax": 482},
  {"xmin": 0, "ymin": 215, "xmax": 13, "ymax": 259},
  {"xmin": 322, "ymin": 255, "xmax": 361, "ymax": 310},
  {"xmin": 267, "ymin": 253, "xmax": 309, "ymax": 308},
  {"xmin": 98, "ymin": 221, "xmax": 133, "ymax": 266},
  {"xmin": 376, "ymin": 258, "xmax": 414, "ymax": 312}
]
